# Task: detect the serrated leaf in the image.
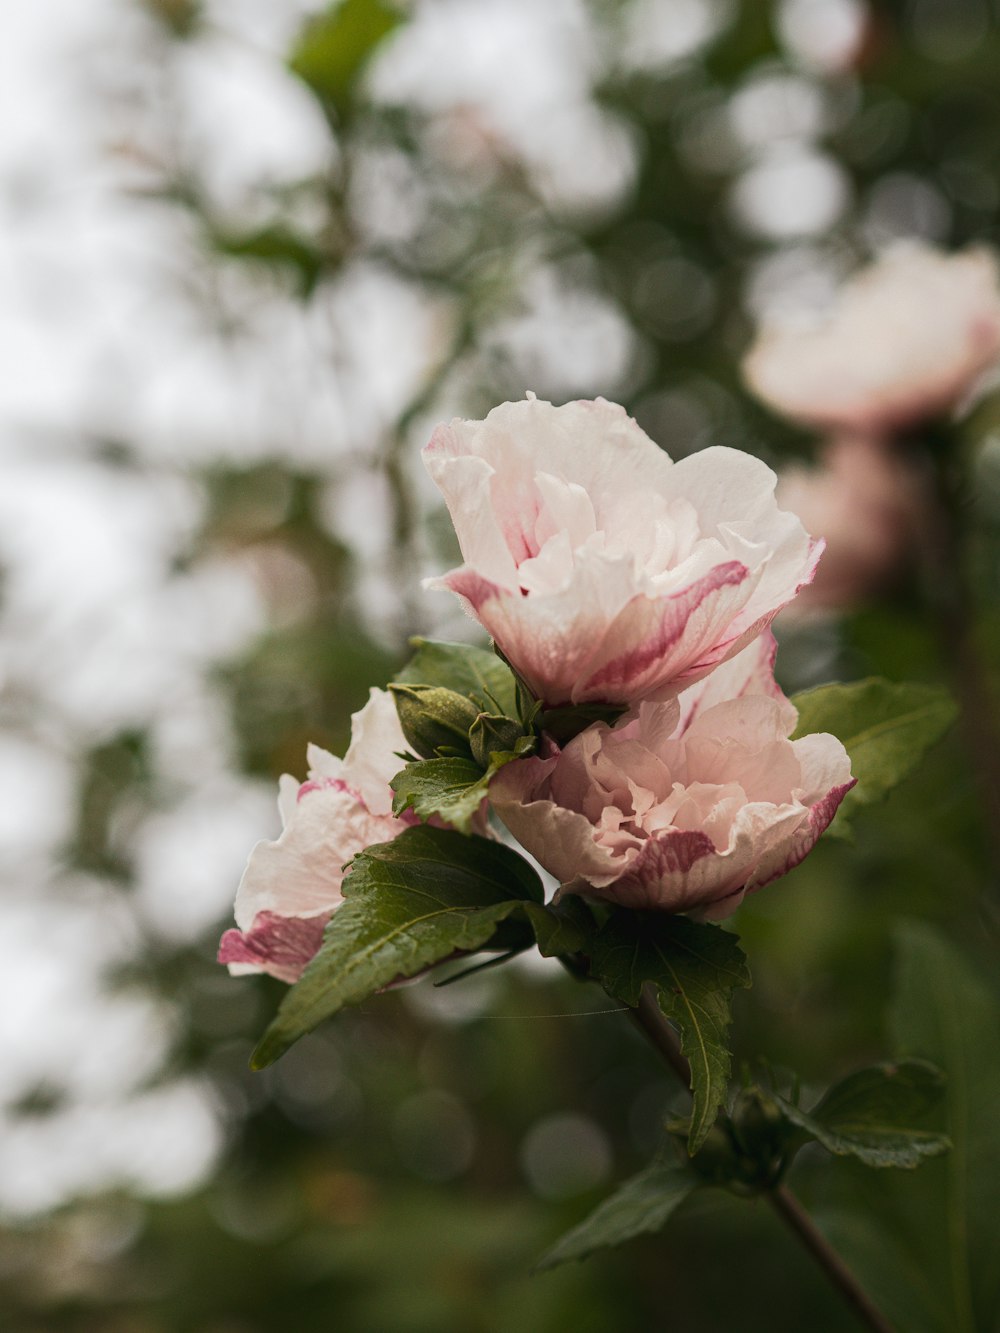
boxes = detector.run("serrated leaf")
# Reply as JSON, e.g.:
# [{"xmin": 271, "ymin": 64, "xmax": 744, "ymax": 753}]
[
  {"xmin": 391, "ymin": 743, "xmax": 530, "ymax": 834},
  {"xmin": 252, "ymin": 826, "xmax": 542, "ymax": 1067},
  {"xmin": 774, "ymin": 1060, "xmax": 950, "ymax": 1168},
  {"xmin": 390, "ymin": 756, "xmax": 488, "ymax": 833},
  {"xmin": 289, "ymin": 0, "xmax": 402, "ymax": 114},
  {"xmin": 395, "ymin": 639, "xmax": 519, "ymax": 718},
  {"xmin": 790, "ymin": 679, "xmax": 956, "ymax": 832},
  {"xmin": 590, "ymin": 912, "xmax": 750, "ymax": 1154},
  {"xmin": 536, "ymin": 1159, "xmax": 699, "ymax": 1270}
]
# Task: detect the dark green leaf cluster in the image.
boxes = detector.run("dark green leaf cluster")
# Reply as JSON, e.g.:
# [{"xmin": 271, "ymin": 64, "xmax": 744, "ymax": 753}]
[{"xmin": 538, "ymin": 1057, "xmax": 950, "ymax": 1271}]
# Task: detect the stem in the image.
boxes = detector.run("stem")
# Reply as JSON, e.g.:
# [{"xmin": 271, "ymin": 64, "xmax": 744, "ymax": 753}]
[
  {"xmin": 630, "ymin": 984, "xmax": 692, "ymax": 1085},
  {"xmin": 768, "ymin": 1185, "xmax": 894, "ymax": 1333},
  {"xmin": 630, "ymin": 984, "xmax": 895, "ymax": 1333}
]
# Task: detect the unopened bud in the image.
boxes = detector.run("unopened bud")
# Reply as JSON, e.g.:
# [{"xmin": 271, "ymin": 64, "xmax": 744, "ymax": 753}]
[
  {"xmin": 470, "ymin": 712, "xmax": 530, "ymax": 767},
  {"xmin": 388, "ymin": 683, "xmax": 481, "ymax": 760}
]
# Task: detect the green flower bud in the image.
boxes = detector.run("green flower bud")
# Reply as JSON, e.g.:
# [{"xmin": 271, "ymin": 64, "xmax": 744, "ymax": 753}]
[
  {"xmin": 470, "ymin": 712, "xmax": 531, "ymax": 768},
  {"xmin": 388, "ymin": 683, "xmax": 481, "ymax": 760}
]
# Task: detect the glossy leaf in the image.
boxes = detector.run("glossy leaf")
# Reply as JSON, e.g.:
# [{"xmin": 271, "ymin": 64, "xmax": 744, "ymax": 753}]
[
  {"xmin": 590, "ymin": 912, "xmax": 750, "ymax": 1154},
  {"xmin": 252, "ymin": 826, "xmax": 542, "ymax": 1067}
]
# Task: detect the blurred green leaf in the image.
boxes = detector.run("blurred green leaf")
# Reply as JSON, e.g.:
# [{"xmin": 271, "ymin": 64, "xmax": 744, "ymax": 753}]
[
  {"xmin": 590, "ymin": 913, "xmax": 750, "ymax": 1154},
  {"xmin": 395, "ymin": 638, "xmax": 520, "ymax": 718},
  {"xmin": 209, "ymin": 224, "xmax": 326, "ymax": 295},
  {"xmin": 813, "ymin": 927, "xmax": 1000, "ymax": 1333},
  {"xmin": 536, "ymin": 1159, "xmax": 699, "ymax": 1270},
  {"xmin": 791, "ymin": 679, "xmax": 957, "ymax": 832},
  {"xmin": 774, "ymin": 1060, "xmax": 950, "ymax": 1169},
  {"xmin": 252, "ymin": 826, "xmax": 542, "ymax": 1066},
  {"xmin": 889, "ymin": 924, "xmax": 1000, "ymax": 1331},
  {"xmin": 288, "ymin": 0, "xmax": 403, "ymax": 114}
]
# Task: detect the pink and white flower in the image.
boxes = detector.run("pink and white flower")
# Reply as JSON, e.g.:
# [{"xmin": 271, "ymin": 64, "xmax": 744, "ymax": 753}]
[
  {"xmin": 218, "ymin": 689, "xmax": 413, "ymax": 984},
  {"xmin": 422, "ymin": 396, "xmax": 819, "ymax": 708},
  {"xmin": 743, "ymin": 243, "xmax": 1000, "ymax": 435},
  {"xmin": 489, "ymin": 636, "xmax": 854, "ymax": 920}
]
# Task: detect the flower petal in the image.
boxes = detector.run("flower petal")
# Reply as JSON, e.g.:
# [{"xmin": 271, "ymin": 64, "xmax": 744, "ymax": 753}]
[{"xmin": 218, "ymin": 911, "xmax": 330, "ymax": 985}]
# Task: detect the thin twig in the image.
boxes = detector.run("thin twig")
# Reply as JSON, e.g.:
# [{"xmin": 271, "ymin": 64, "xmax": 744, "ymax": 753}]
[{"xmin": 630, "ymin": 984, "xmax": 895, "ymax": 1333}]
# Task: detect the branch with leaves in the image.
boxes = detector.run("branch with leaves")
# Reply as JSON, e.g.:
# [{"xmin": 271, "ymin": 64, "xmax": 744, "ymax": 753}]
[{"xmin": 219, "ymin": 395, "xmax": 962, "ymax": 1331}]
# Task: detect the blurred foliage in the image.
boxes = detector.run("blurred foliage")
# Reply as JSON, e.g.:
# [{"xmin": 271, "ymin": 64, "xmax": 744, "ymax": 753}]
[{"xmin": 4, "ymin": 0, "xmax": 1000, "ymax": 1329}]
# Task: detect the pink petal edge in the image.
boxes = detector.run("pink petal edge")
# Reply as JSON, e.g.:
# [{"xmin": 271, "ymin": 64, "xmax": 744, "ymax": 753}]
[{"xmin": 218, "ymin": 910, "xmax": 330, "ymax": 985}]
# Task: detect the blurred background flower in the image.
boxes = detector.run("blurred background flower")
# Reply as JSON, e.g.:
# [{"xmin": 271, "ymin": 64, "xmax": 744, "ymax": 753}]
[{"xmin": 2, "ymin": 1, "xmax": 998, "ymax": 1329}]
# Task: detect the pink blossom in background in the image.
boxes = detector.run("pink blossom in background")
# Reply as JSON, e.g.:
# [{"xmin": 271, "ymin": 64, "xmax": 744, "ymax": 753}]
[
  {"xmin": 218, "ymin": 689, "xmax": 413, "ymax": 984},
  {"xmin": 776, "ymin": 435, "xmax": 919, "ymax": 612},
  {"xmin": 490, "ymin": 635, "xmax": 854, "ymax": 920},
  {"xmin": 743, "ymin": 242, "xmax": 1000, "ymax": 436},
  {"xmin": 423, "ymin": 396, "xmax": 819, "ymax": 707}
]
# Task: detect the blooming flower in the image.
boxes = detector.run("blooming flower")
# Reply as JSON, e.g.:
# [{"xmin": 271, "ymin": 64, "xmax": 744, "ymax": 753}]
[
  {"xmin": 489, "ymin": 635, "xmax": 854, "ymax": 919},
  {"xmin": 743, "ymin": 243, "xmax": 1000, "ymax": 435},
  {"xmin": 776, "ymin": 434, "xmax": 918, "ymax": 612},
  {"xmin": 423, "ymin": 395, "xmax": 819, "ymax": 707},
  {"xmin": 218, "ymin": 689, "xmax": 413, "ymax": 983}
]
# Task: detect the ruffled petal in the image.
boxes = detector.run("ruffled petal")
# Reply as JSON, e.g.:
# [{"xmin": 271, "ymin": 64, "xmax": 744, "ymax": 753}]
[{"xmin": 218, "ymin": 911, "xmax": 330, "ymax": 985}]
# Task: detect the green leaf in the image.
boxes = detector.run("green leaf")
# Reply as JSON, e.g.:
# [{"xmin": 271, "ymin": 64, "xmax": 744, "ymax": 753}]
[
  {"xmin": 252, "ymin": 826, "xmax": 542, "ymax": 1067},
  {"xmin": 790, "ymin": 679, "xmax": 956, "ymax": 832},
  {"xmin": 889, "ymin": 924, "xmax": 1000, "ymax": 1331},
  {"xmin": 390, "ymin": 756, "xmax": 488, "ymax": 834},
  {"xmin": 208, "ymin": 224, "xmax": 326, "ymax": 296},
  {"xmin": 520, "ymin": 900, "xmax": 591, "ymax": 959},
  {"xmin": 814, "ymin": 927, "xmax": 1000, "ymax": 1333},
  {"xmin": 288, "ymin": 0, "xmax": 403, "ymax": 115},
  {"xmin": 590, "ymin": 912, "xmax": 751, "ymax": 1154},
  {"xmin": 395, "ymin": 639, "xmax": 520, "ymax": 719},
  {"xmin": 773, "ymin": 1060, "xmax": 950, "ymax": 1168},
  {"xmin": 536, "ymin": 1159, "xmax": 699, "ymax": 1270}
]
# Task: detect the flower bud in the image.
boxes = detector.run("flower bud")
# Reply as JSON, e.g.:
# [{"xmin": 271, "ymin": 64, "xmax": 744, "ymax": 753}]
[
  {"xmin": 388, "ymin": 683, "xmax": 481, "ymax": 760},
  {"xmin": 470, "ymin": 712, "xmax": 530, "ymax": 767}
]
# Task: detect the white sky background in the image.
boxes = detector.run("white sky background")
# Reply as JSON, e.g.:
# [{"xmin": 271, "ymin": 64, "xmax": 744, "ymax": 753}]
[{"xmin": 0, "ymin": 0, "xmax": 869, "ymax": 1219}]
